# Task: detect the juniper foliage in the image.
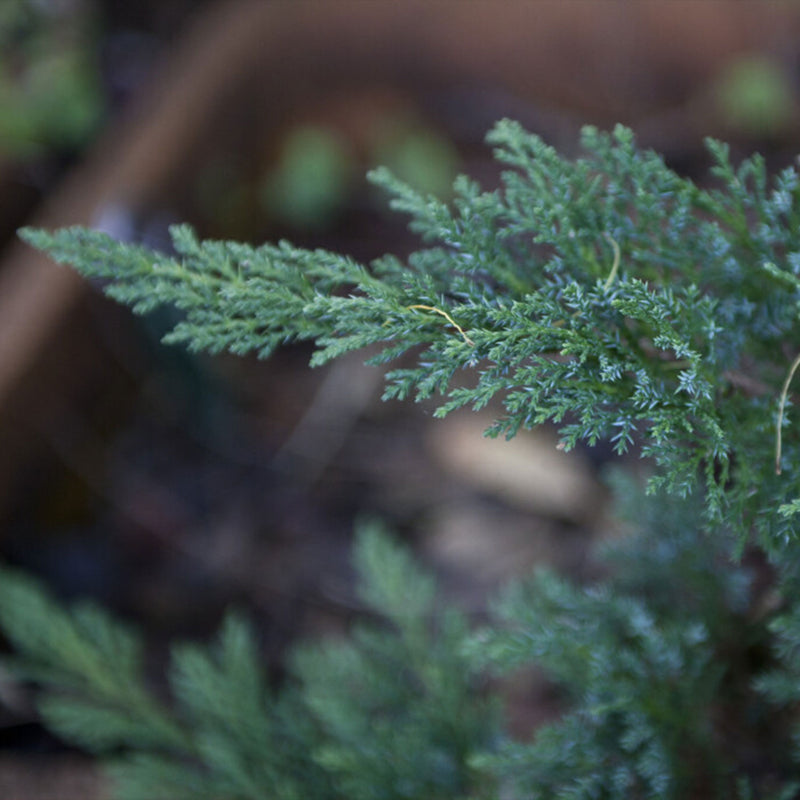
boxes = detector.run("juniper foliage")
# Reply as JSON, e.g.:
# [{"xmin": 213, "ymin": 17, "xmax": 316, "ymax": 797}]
[
  {"xmin": 2, "ymin": 491, "xmax": 799, "ymax": 798},
  {"xmin": 0, "ymin": 523, "xmax": 491, "ymax": 800},
  {"xmin": 6, "ymin": 120, "xmax": 800, "ymax": 797},
  {"xmin": 20, "ymin": 121, "xmax": 800, "ymax": 549},
  {"xmin": 467, "ymin": 479, "xmax": 785, "ymax": 799}
]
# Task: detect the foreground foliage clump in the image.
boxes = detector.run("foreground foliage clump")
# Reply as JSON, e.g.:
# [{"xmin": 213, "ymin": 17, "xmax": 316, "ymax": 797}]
[{"xmin": 5, "ymin": 121, "xmax": 800, "ymax": 797}]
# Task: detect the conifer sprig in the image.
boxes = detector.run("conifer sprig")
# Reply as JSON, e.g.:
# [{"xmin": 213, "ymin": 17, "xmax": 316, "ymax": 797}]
[
  {"xmin": 8, "ymin": 119, "xmax": 800, "ymax": 800},
  {"xmin": 0, "ymin": 524, "xmax": 492, "ymax": 800},
  {"xmin": 19, "ymin": 121, "xmax": 800, "ymax": 544}
]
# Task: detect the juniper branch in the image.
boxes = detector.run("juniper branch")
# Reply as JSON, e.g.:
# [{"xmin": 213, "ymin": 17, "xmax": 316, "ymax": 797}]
[{"xmin": 20, "ymin": 121, "xmax": 800, "ymax": 548}]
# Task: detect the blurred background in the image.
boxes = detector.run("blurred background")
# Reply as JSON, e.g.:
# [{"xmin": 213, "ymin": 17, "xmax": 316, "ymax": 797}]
[{"xmin": 1, "ymin": 0, "xmax": 800, "ymax": 795}]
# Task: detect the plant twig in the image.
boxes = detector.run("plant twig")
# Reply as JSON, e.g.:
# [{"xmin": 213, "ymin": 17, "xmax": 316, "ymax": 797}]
[
  {"xmin": 603, "ymin": 233, "xmax": 621, "ymax": 291},
  {"xmin": 408, "ymin": 304, "xmax": 475, "ymax": 346},
  {"xmin": 776, "ymin": 350, "xmax": 800, "ymax": 474}
]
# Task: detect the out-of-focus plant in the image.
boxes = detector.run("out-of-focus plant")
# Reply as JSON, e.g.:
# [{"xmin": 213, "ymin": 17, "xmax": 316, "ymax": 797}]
[
  {"xmin": 0, "ymin": 0, "xmax": 104, "ymax": 159},
  {"xmin": 370, "ymin": 121, "xmax": 459, "ymax": 198},
  {"xmin": 712, "ymin": 54, "xmax": 796, "ymax": 139},
  {"xmin": 260, "ymin": 118, "xmax": 459, "ymax": 232},
  {"xmin": 260, "ymin": 125, "xmax": 357, "ymax": 231}
]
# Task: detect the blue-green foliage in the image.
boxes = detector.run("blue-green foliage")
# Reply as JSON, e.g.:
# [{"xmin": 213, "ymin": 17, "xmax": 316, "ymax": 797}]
[
  {"xmin": 0, "ymin": 567, "xmax": 333, "ymax": 800},
  {"xmin": 12, "ymin": 120, "xmax": 800, "ymax": 799},
  {"xmin": 2, "ymin": 495, "xmax": 799, "ymax": 799},
  {"xmin": 0, "ymin": 523, "xmax": 493, "ymax": 800},
  {"xmin": 467, "ymin": 482, "xmax": 776, "ymax": 799},
  {"xmin": 0, "ymin": 568, "xmax": 186, "ymax": 757},
  {"xmin": 20, "ymin": 120, "xmax": 800, "ymax": 548},
  {"xmin": 290, "ymin": 524, "xmax": 493, "ymax": 800}
]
